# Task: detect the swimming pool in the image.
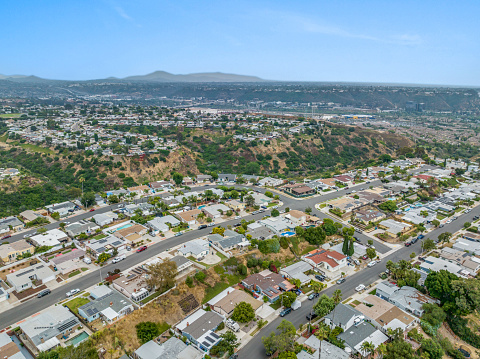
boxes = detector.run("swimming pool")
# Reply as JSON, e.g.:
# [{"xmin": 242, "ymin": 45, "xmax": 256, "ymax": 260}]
[
  {"xmin": 114, "ymin": 223, "xmax": 133, "ymax": 232},
  {"xmin": 65, "ymin": 331, "xmax": 89, "ymax": 347},
  {"xmin": 281, "ymin": 231, "xmax": 296, "ymax": 237}
]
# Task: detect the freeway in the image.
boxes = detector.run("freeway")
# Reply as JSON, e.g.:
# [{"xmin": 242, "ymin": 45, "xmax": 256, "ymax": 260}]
[
  {"xmin": 0, "ymin": 165, "xmax": 435, "ymax": 329},
  {"xmin": 238, "ymin": 202, "xmax": 479, "ymax": 358}
]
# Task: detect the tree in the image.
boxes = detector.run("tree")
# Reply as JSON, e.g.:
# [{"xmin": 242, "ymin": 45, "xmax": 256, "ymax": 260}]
[
  {"xmin": 271, "ymin": 209, "xmax": 280, "ymax": 217},
  {"xmin": 360, "ymin": 341, "xmax": 375, "ymax": 358},
  {"xmin": 431, "ymin": 219, "xmax": 440, "ymax": 227},
  {"xmin": 194, "ymin": 271, "xmax": 206, "ymax": 282},
  {"xmin": 378, "ymin": 200, "xmax": 397, "ymax": 212},
  {"xmin": 245, "ymin": 195, "xmax": 255, "ymax": 207},
  {"xmin": 367, "ymin": 239, "xmax": 373, "ymax": 246},
  {"xmin": 81, "ymin": 191, "xmax": 96, "ymax": 208},
  {"xmin": 438, "ymin": 232, "xmax": 452, "ymax": 243},
  {"xmin": 347, "ymin": 238, "xmax": 355, "ymax": 256},
  {"xmin": 451, "ymin": 278, "xmax": 480, "ymax": 315},
  {"xmin": 51, "ymin": 212, "xmax": 60, "ymax": 221},
  {"xmin": 145, "ymin": 259, "xmax": 177, "ymax": 292},
  {"xmin": 185, "ymin": 276, "xmax": 193, "ymax": 287},
  {"xmin": 232, "ymin": 301, "xmax": 255, "ymax": 323},
  {"xmin": 421, "ymin": 338, "xmax": 444, "ymax": 359},
  {"xmin": 172, "ymin": 172, "xmax": 183, "ymax": 186},
  {"xmin": 212, "ymin": 226, "xmax": 225, "ymax": 236},
  {"xmin": 332, "ymin": 289, "xmax": 342, "ymax": 304},
  {"xmin": 384, "ymin": 339, "xmax": 415, "ymax": 359},
  {"xmin": 98, "ymin": 252, "xmax": 110, "ymax": 263},
  {"xmin": 278, "ymin": 352, "xmax": 297, "ymax": 359},
  {"xmin": 424, "ymin": 270, "xmax": 458, "ymax": 307},
  {"xmin": 422, "ymin": 239, "xmax": 436, "ymax": 252},
  {"xmin": 342, "ymin": 237, "xmax": 349, "ymax": 255},
  {"xmin": 304, "ymin": 226, "xmax": 326, "ymax": 245},
  {"xmin": 311, "ymin": 281, "xmax": 322, "ymax": 294},
  {"xmin": 366, "ymin": 248, "xmax": 377, "ymax": 260},
  {"xmin": 279, "ymin": 291, "xmax": 297, "ymax": 308},
  {"xmin": 422, "ymin": 303, "xmax": 446, "ymax": 327},
  {"xmin": 305, "ymin": 207, "xmax": 312, "ymax": 215},
  {"xmin": 464, "ymin": 222, "xmax": 472, "ymax": 229},
  {"xmin": 265, "ymin": 191, "xmax": 273, "ymax": 198},
  {"xmin": 313, "ymin": 294, "xmax": 335, "ymax": 317},
  {"xmin": 210, "ymin": 330, "xmax": 239, "ymax": 356},
  {"xmin": 136, "ymin": 321, "xmax": 160, "ymax": 344}
]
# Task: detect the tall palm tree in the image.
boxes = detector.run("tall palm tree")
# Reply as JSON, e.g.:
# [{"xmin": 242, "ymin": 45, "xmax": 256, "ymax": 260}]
[
  {"xmin": 315, "ymin": 323, "xmax": 330, "ymax": 341},
  {"xmin": 377, "ymin": 343, "xmax": 387, "ymax": 359},
  {"xmin": 332, "ymin": 289, "xmax": 342, "ymax": 304},
  {"xmin": 360, "ymin": 341, "xmax": 375, "ymax": 358}
]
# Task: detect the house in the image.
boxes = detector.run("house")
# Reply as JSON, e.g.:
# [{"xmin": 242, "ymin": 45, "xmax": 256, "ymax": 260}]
[
  {"xmin": 93, "ymin": 212, "xmax": 118, "ymax": 226},
  {"xmin": 328, "ymin": 196, "xmax": 369, "ymax": 213},
  {"xmin": 112, "ymin": 274, "xmax": 150, "ymax": 302},
  {"xmin": 176, "ymin": 209, "xmax": 202, "ymax": 226},
  {"xmin": 176, "ymin": 238, "xmax": 209, "ymax": 259},
  {"xmin": 208, "ymin": 230, "xmax": 247, "ymax": 251},
  {"xmin": 45, "ymin": 201, "xmax": 76, "ymax": 217},
  {"xmin": 379, "ymin": 219, "xmax": 411, "ymax": 236},
  {"xmin": 251, "ymin": 192, "xmax": 273, "ymax": 206},
  {"xmin": 7, "ymin": 263, "xmax": 56, "ymax": 291},
  {"xmin": 196, "ymin": 174, "xmax": 212, "ymax": 183},
  {"xmin": 226, "ymin": 200, "xmax": 245, "ymax": 212},
  {"xmin": 146, "ymin": 217, "xmax": 171, "ymax": 234},
  {"xmin": 0, "ymin": 216, "xmax": 24, "ymax": 233},
  {"xmin": 78, "ymin": 286, "xmax": 134, "ymax": 323},
  {"xmin": 134, "ymin": 337, "xmax": 203, "ymax": 359},
  {"xmin": 260, "ymin": 216, "xmax": 295, "ymax": 235},
  {"xmin": 283, "ymin": 183, "xmax": 316, "ymax": 197},
  {"xmin": 333, "ymin": 174, "xmax": 354, "ymax": 186},
  {"xmin": 324, "ymin": 303, "xmax": 364, "ymax": 331},
  {"xmin": 280, "ymin": 261, "xmax": 314, "ymax": 285},
  {"xmin": 258, "ymin": 177, "xmax": 284, "ymax": 187},
  {"xmin": 114, "ymin": 224, "xmax": 148, "ymax": 243},
  {"xmin": 106, "ymin": 189, "xmax": 128, "ymax": 198},
  {"xmin": 202, "ymin": 204, "xmax": 230, "ymax": 219},
  {"xmin": 175, "ymin": 309, "xmax": 224, "ymax": 352},
  {"xmin": 284, "ymin": 210, "xmax": 308, "ymax": 226},
  {"xmin": 355, "ymin": 295, "xmax": 417, "ymax": 332},
  {"xmin": 149, "ymin": 181, "xmax": 173, "ymax": 191},
  {"xmin": 376, "ymin": 281, "xmax": 437, "ymax": 316},
  {"xmin": 19, "ymin": 210, "xmax": 45, "ymax": 223},
  {"xmin": 302, "ymin": 249, "xmax": 347, "ymax": 274},
  {"xmin": 125, "ymin": 203, "xmax": 155, "ymax": 216},
  {"xmin": 0, "ymin": 240, "xmax": 35, "ymax": 264},
  {"xmin": 318, "ymin": 178, "xmax": 337, "ymax": 187},
  {"xmin": 65, "ymin": 221, "xmax": 100, "ymax": 238},
  {"xmin": 85, "ymin": 236, "xmax": 127, "ymax": 258},
  {"xmin": 32, "ymin": 228, "xmax": 68, "ymax": 248},
  {"xmin": 419, "ymin": 256, "xmax": 471, "ymax": 278},
  {"xmin": 0, "ymin": 332, "xmax": 27, "ymax": 359},
  {"xmin": 171, "ymin": 255, "xmax": 194, "ymax": 275},
  {"xmin": 19, "ymin": 305, "xmax": 81, "ymax": 353},
  {"xmin": 218, "ymin": 174, "xmax": 236, "ymax": 183},
  {"xmin": 49, "ymin": 249, "xmax": 86, "ymax": 275},
  {"xmin": 127, "ymin": 185, "xmax": 151, "ymax": 196},
  {"xmin": 453, "ymin": 239, "xmax": 480, "ymax": 255},
  {"xmin": 298, "ymin": 338, "xmax": 349, "ymax": 359},
  {"xmin": 440, "ymin": 247, "xmax": 480, "ymax": 274},
  {"xmin": 241, "ymin": 269, "xmax": 295, "ymax": 303},
  {"xmin": 354, "ymin": 208, "xmax": 386, "ymax": 224},
  {"xmin": 207, "ymin": 287, "xmax": 263, "ymax": 317},
  {"xmin": 338, "ymin": 321, "xmax": 389, "ymax": 357},
  {"xmin": 247, "ymin": 222, "xmax": 275, "ymax": 240}
]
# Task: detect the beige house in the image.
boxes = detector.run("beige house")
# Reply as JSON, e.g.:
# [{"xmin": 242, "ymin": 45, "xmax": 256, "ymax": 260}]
[
  {"xmin": 226, "ymin": 200, "xmax": 245, "ymax": 212},
  {"xmin": 114, "ymin": 224, "xmax": 148, "ymax": 242},
  {"xmin": 177, "ymin": 209, "xmax": 202, "ymax": 226},
  {"xmin": 284, "ymin": 210, "xmax": 308, "ymax": 226},
  {"xmin": 0, "ymin": 240, "xmax": 35, "ymax": 264}
]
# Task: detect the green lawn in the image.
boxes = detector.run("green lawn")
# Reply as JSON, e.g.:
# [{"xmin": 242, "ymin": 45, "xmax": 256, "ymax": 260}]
[
  {"xmin": 64, "ymin": 297, "xmax": 90, "ymax": 314},
  {"xmin": 216, "ymin": 252, "xmax": 227, "ymax": 261},
  {"xmin": 368, "ymin": 289, "xmax": 377, "ymax": 295},
  {"xmin": 93, "ymin": 234, "xmax": 107, "ymax": 240},
  {"xmin": 301, "ymin": 245, "xmax": 316, "ymax": 255},
  {"xmin": 157, "ymin": 322, "xmax": 171, "ymax": 334},
  {"xmin": 81, "ymin": 267, "xmax": 88, "ymax": 272},
  {"xmin": 203, "ymin": 282, "xmax": 230, "ymax": 304},
  {"xmin": 0, "ymin": 113, "xmax": 22, "ymax": 118},
  {"xmin": 455, "ymin": 207, "xmax": 465, "ymax": 213},
  {"xmin": 436, "ymin": 213, "xmax": 446, "ymax": 220},
  {"xmin": 187, "ymin": 256, "xmax": 208, "ymax": 267},
  {"xmin": 269, "ymin": 301, "xmax": 282, "ymax": 310},
  {"xmin": 19, "ymin": 143, "xmax": 54, "ymax": 154},
  {"xmin": 68, "ymin": 270, "xmax": 81, "ymax": 278}
]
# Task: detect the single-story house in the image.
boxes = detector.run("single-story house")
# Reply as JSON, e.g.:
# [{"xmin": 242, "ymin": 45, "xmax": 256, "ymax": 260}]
[
  {"xmin": 176, "ymin": 209, "xmax": 202, "ymax": 226},
  {"xmin": 65, "ymin": 221, "xmax": 100, "ymax": 238},
  {"xmin": 114, "ymin": 224, "xmax": 148, "ymax": 242},
  {"xmin": 302, "ymin": 249, "xmax": 347, "ymax": 274},
  {"xmin": 125, "ymin": 203, "xmax": 155, "ymax": 216},
  {"xmin": 176, "ymin": 238, "xmax": 210, "ymax": 259},
  {"xmin": 218, "ymin": 174, "xmax": 236, "ymax": 183},
  {"xmin": 208, "ymin": 230, "xmax": 247, "ymax": 251},
  {"xmin": 93, "ymin": 212, "xmax": 118, "ymax": 226},
  {"xmin": 45, "ymin": 201, "xmax": 76, "ymax": 217},
  {"xmin": 280, "ymin": 261, "xmax": 314, "ymax": 285},
  {"xmin": 207, "ymin": 287, "xmax": 263, "ymax": 317},
  {"xmin": 133, "ymin": 337, "xmax": 203, "ymax": 359},
  {"xmin": 78, "ymin": 286, "xmax": 134, "ymax": 323},
  {"xmin": 0, "ymin": 216, "xmax": 24, "ymax": 234},
  {"xmin": 196, "ymin": 174, "xmax": 212, "ymax": 183},
  {"xmin": 85, "ymin": 236, "xmax": 127, "ymax": 258},
  {"xmin": 298, "ymin": 338, "xmax": 349, "ymax": 359},
  {"xmin": 354, "ymin": 209, "xmax": 386, "ymax": 224},
  {"xmin": 379, "ymin": 219, "xmax": 411, "ymax": 236},
  {"xmin": 127, "ymin": 185, "xmax": 151, "ymax": 196},
  {"xmin": 112, "ymin": 274, "xmax": 150, "ymax": 302},
  {"xmin": 284, "ymin": 210, "xmax": 308, "ymax": 226},
  {"xmin": 19, "ymin": 210, "xmax": 45, "ymax": 223},
  {"xmin": 338, "ymin": 321, "xmax": 389, "ymax": 357},
  {"xmin": 260, "ymin": 217, "xmax": 295, "ymax": 235},
  {"xmin": 30, "ymin": 228, "xmax": 68, "ymax": 247},
  {"xmin": 225, "ymin": 200, "xmax": 245, "ymax": 212},
  {"xmin": 7, "ymin": 263, "xmax": 56, "ymax": 291},
  {"xmin": 258, "ymin": 177, "xmax": 284, "ymax": 187},
  {"xmin": 49, "ymin": 249, "xmax": 86, "ymax": 275},
  {"xmin": 202, "ymin": 204, "xmax": 230, "ymax": 219},
  {"xmin": 324, "ymin": 303, "xmax": 364, "ymax": 331},
  {"xmin": 0, "ymin": 332, "xmax": 27, "ymax": 359},
  {"xmin": 241, "ymin": 269, "xmax": 295, "ymax": 303}
]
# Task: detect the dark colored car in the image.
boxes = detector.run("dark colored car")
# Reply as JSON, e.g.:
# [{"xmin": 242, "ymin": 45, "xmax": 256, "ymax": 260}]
[
  {"xmin": 306, "ymin": 312, "xmax": 318, "ymax": 321},
  {"xmin": 315, "ymin": 274, "xmax": 325, "ymax": 281},
  {"xmin": 198, "ymin": 225, "xmax": 207, "ymax": 230},
  {"xmin": 308, "ymin": 293, "xmax": 319, "ymax": 300},
  {"xmin": 354, "ymin": 237, "xmax": 361, "ymax": 243},
  {"xmin": 37, "ymin": 289, "xmax": 51, "ymax": 298},
  {"xmin": 405, "ymin": 242, "xmax": 412, "ymax": 247},
  {"xmin": 417, "ymin": 234, "xmax": 424, "ymax": 239},
  {"xmin": 336, "ymin": 278, "xmax": 346, "ymax": 285},
  {"xmin": 136, "ymin": 246, "xmax": 147, "ymax": 253},
  {"xmin": 280, "ymin": 307, "xmax": 292, "ymax": 317}
]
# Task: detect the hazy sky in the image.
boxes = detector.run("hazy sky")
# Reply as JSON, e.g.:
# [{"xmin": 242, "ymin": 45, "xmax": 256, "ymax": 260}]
[{"xmin": 2, "ymin": 0, "xmax": 479, "ymax": 85}]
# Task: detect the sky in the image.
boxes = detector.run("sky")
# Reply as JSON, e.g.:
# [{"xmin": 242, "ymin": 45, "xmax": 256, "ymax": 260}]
[{"xmin": 1, "ymin": 0, "xmax": 479, "ymax": 86}]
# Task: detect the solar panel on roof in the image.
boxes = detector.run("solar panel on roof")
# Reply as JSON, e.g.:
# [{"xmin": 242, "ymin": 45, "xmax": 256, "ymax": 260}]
[
  {"xmin": 205, "ymin": 336, "xmax": 215, "ymax": 343},
  {"xmin": 202, "ymin": 341, "xmax": 211, "ymax": 348},
  {"xmin": 210, "ymin": 332, "xmax": 220, "ymax": 339},
  {"xmin": 17, "ymin": 268, "xmax": 35, "ymax": 277},
  {"xmin": 111, "ymin": 241, "xmax": 122, "ymax": 246},
  {"xmin": 99, "ymin": 239, "xmax": 108, "ymax": 244},
  {"xmin": 57, "ymin": 319, "xmax": 78, "ymax": 332}
]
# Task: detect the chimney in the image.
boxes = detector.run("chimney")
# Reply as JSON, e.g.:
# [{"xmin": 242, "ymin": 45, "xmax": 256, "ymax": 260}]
[
  {"xmin": 186, "ymin": 322, "xmax": 189, "ymax": 326},
  {"xmin": 110, "ymin": 302, "xmax": 113, "ymax": 306}
]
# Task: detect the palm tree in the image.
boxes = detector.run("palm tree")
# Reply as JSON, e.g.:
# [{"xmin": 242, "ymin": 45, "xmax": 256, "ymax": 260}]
[
  {"xmin": 332, "ymin": 289, "xmax": 342, "ymax": 304},
  {"xmin": 360, "ymin": 341, "xmax": 375, "ymax": 358},
  {"xmin": 315, "ymin": 323, "xmax": 330, "ymax": 341},
  {"xmin": 311, "ymin": 281, "xmax": 321, "ymax": 294},
  {"xmin": 377, "ymin": 343, "xmax": 387, "ymax": 359}
]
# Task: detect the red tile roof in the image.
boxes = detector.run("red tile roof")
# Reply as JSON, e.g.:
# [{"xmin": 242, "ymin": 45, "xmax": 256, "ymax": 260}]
[{"xmin": 305, "ymin": 249, "xmax": 346, "ymax": 268}]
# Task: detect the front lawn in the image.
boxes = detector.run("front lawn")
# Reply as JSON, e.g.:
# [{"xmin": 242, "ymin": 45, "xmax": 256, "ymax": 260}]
[
  {"xmin": 68, "ymin": 270, "xmax": 81, "ymax": 278},
  {"xmin": 436, "ymin": 213, "xmax": 446, "ymax": 220},
  {"xmin": 93, "ymin": 234, "xmax": 107, "ymax": 240},
  {"xmin": 269, "ymin": 301, "xmax": 282, "ymax": 310},
  {"xmin": 203, "ymin": 282, "xmax": 230, "ymax": 304},
  {"xmin": 64, "ymin": 297, "xmax": 90, "ymax": 314},
  {"xmin": 216, "ymin": 252, "xmax": 227, "ymax": 261}
]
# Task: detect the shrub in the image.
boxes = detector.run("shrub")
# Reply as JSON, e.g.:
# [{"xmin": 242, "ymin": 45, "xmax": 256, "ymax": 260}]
[{"xmin": 194, "ymin": 271, "xmax": 206, "ymax": 282}]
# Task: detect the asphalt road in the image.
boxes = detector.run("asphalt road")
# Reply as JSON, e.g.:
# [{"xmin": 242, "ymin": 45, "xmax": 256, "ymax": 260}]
[
  {"xmin": 0, "ymin": 165, "xmax": 435, "ymax": 329},
  {"xmin": 238, "ymin": 202, "xmax": 478, "ymax": 359}
]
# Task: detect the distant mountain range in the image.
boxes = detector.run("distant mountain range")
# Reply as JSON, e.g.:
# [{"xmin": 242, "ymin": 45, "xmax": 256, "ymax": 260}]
[{"xmin": 0, "ymin": 71, "xmax": 266, "ymax": 83}]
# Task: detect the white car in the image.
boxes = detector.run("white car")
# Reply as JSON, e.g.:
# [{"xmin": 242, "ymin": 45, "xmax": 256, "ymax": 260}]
[
  {"xmin": 367, "ymin": 261, "xmax": 377, "ymax": 267},
  {"xmin": 446, "ymin": 219, "xmax": 452, "ymax": 224},
  {"xmin": 66, "ymin": 288, "xmax": 80, "ymax": 297},
  {"xmin": 112, "ymin": 255, "xmax": 126, "ymax": 263},
  {"xmin": 235, "ymin": 216, "xmax": 241, "ymax": 219},
  {"xmin": 355, "ymin": 284, "xmax": 366, "ymax": 292}
]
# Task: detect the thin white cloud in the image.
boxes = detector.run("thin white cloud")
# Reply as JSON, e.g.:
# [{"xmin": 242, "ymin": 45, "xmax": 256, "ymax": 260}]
[
  {"xmin": 110, "ymin": 1, "xmax": 141, "ymax": 27},
  {"xmin": 266, "ymin": 11, "xmax": 422, "ymax": 46}
]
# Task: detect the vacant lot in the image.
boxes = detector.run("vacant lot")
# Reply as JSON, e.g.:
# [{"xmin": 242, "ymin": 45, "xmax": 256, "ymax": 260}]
[{"xmin": 64, "ymin": 296, "xmax": 90, "ymax": 314}]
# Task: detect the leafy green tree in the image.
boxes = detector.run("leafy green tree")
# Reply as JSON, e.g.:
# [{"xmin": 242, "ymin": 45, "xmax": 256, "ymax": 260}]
[
  {"xmin": 185, "ymin": 276, "xmax": 193, "ymax": 287},
  {"xmin": 304, "ymin": 226, "xmax": 326, "ymax": 245},
  {"xmin": 438, "ymin": 232, "xmax": 452, "ymax": 243},
  {"xmin": 232, "ymin": 301, "xmax": 255, "ymax": 323},
  {"xmin": 194, "ymin": 271, "xmax": 206, "ymax": 282},
  {"xmin": 347, "ymin": 238, "xmax": 354, "ymax": 256},
  {"xmin": 451, "ymin": 278, "xmax": 480, "ymax": 315},
  {"xmin": 422, "ymin": 303, "xmax": 446, "ymax": 327},
  {"xmin": 313, "ymin": 294, "xmax": 335, "ymax": 317},
  {"xmin": 278, "ymin": 352, "xmax": 297, "ymax": 359},
  {"xmin": 422, "ymin": 238, "xmax": 436, "ymax": 252},
  {"xmin": 332, "ymin": 289, "xmax": 342, "ymax": 304},
  {"xmin": 366, "ymin": 247, "xmax": 377, "ymax": 260},
  {"xmin": 464, "ymin": 222, "xmax": 472, "ymax": 229},
  {"xmin": 136, "ymin": 321, "xmax": 160, "ymax": 344},
  {"xmin": 378, "ymin": 200, "xmax": 397, "ymax": 212},
  {"xmin": 98, "ymin": 252, "xmax": 110, "ymax": 263},
  {"xmin": 431, "ymin": 219, "xmax": 440, "ymax": 227},
  {"xmin": 421, "ymin": 338, "xmax": 444, "ymax": 359},
  {"xmin": 305, "ymin": 207, "xmax": 312, "ymax": 215},
  {"xmin": 81, "ymin": 191, "xmax": 96, "ymax": 208},
  {"xmin": 271, "ymin": 209, "xmax": 280, "ymax": 217},
  {"xmin": 424, "ymin": 270, "xmax": 458, "ymax": 307},
  {"xmin": 172, "ymin": 172, "xmax": 183, "ymax": 186},
  {"xmin": 210, "ymin": 330, "xmax": 239, "ymax": 356},
  {"xmin": 145, "ymin": 259, "xmax": 177, "ymax": 292},
  {"xmin": 265, "ymin": 191, "xmax": 273, "ymax": 198},
  {"xmin": 245, "ymin": 195, "xmax": 255, "ymax": 207},
  {"xmin": 279, "ymin": 291, "xmax": 297, "ymax": 308},
  {"xmin": 342, "ymin": 237, "xmax": 349, "ymax": 255},
  {"xmin": 384, "ymin": 339, "xmax": 416, "ymax": 359}
]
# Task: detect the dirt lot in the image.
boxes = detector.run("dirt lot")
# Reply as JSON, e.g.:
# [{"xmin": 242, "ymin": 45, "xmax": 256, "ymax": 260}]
[{"xmin": 438, "ymin": 323, "xmax": 479, "ymax": 359}]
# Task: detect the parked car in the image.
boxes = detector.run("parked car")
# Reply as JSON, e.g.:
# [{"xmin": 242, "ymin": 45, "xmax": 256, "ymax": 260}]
[
  {"xmin": 315, "ymin": 274, "xmax": 325, "ymax": 281},
  {"xmin": 126, "ymin": 246, "xmax": 131, "ymax": 251},
  {"xmin": 1, "ymin": 235, "xmax": 11, "ymax": 240},
  {"xmin": 353, "ymin": 237, "xmax": 361, "ymax": 243},
  {"xmin": 405, "ymin": 242, "xmax": 412, "ymax": 247},
  {"xmin": 235, "ymin": 216, "xmax": 241, "ymax": 220},
  {"xmin": 136, "ymin": 246, "xmax": 147, "ymax": 253},
  {"xmin": 83, "ymin": 257, "xmax": 92, "ymax": 264},
  {"xmin": 355, "ymin": 284, "xmax": 366, "ymax": 292},
  {"xmin": 66, "ymin": 288, "xmax": 80, "ymax": 297},
  {"xmin": 112, "ymin": 254, "xmax": 126, "ymax": 263},
  {"xmin": 175, "ymin": 232, "xmax": 183, "ymax": 237},
  {"xmin": 336, "ymin": 278, "xmax": 346, "ymax": 284},
  {"xmin": 306, "ymin": 312, "xmax": 318, "ymax": 321},
  {"xmin": 89, "ymin": 208, "xmax": 95, "ymax": 212},
  {"xmin": 417, "ymin": 234, "xmax": 425, "ymax": 240},
  {"xmin": 362, "ymin": 255, "xmax": 369, "ymax": 260},
  {"xmin": 280, "ymin": 307, "xmax": 292, "ymax": 317},
  {"xmin": 439, "ymin": 224, "xmax": 444, "ymax": 228},
  {"xmin": 207, "ymin": 222, "xmax": 215, "ymax": 227},
  {"xmin": 198, "ymin": 225, "xmax": 207, "ymax": 230},
  {"xmin": 308, "ymin": 293, "xmax": 319, "ymax": 300},
  {"xmin": 446, "ymin": 219, "xmax": 452, "ymax": 224},
  {"xmin": 353, "ymin": 259, "xmax": 360, "ymax": 266},
  {"xmin": 367, "ymin": 261, "xmax": 377, "ymax": 267},
  {"xmin": 37, "ymin": 289, "xmax": 51, "ymax": 298},
  {"xmin": 225, "ymin": 319, "xmax": 240, "ymax": 332}
]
